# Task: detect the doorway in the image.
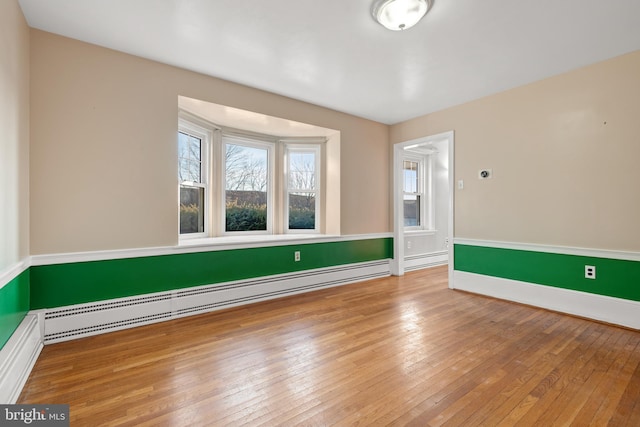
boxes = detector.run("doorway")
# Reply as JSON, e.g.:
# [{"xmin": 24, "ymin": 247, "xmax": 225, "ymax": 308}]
[{"xmin": 393, "ymin": 131, "xmax": 454, "ymax": 287}]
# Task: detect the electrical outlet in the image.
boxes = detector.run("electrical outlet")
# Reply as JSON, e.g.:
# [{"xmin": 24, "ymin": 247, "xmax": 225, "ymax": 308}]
[
  {"xmin": 407, "ymin": 241, "xmax": 412, "ymax": 249},
  {"xmin": 585, "ymin": 265, "xmax": 596, "ymax": 279},
  {"xmin": 294, "ymin": 251, "xmax": 301, "ymax": 262}
]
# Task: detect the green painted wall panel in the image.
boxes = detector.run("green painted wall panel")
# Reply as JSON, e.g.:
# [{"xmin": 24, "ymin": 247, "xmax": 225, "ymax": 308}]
[
  {"xmin": 30, "ymin": 238, "xmax": 393, "ymax": 309},
  {"xmin": 454, "ymin": 244, "xmax": 640, "ymax": 301},
  {"xmin": 0, "ymin": 270, "xmax": 30, "ymax": 349}
]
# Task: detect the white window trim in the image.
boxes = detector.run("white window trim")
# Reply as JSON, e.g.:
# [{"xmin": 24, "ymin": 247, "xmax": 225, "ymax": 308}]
[
  {"xmin": 178, "ymin": 114, "xmax": 213, "ymax": 240},
  {"xmin": 178, "ymin": 110, "xmax": 326, "ymax": 240},
  {"xmin": 221, "ymin": 134, "xmax": 275, "ymax": 236},
  {"xmin": 284, "ymin": 143, "xmax": 321, "ymax": 234}
]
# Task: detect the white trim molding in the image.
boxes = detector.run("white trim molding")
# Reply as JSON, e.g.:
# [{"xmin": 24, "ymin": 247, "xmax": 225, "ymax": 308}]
[
  {"xmin": 454, "ymin": 271, "xmax": 640, "ymax": 330},
  {"xmin": 454, "ymin": 238, "xmax": 640, "ymax": 262},
  {"xmin": 0, "ymin": 260, "xmax": 30, "ymax": 291},
  {"xmin": 0, "ymin": 314, "xmax": 43, "ymax": 403},
  {"xmin": 43, "ymin": 260, "xmax": 391, "ymax": 344},
  {"xmin": 393, "ymin": 130, "xmax": 454, "ymax": 279},
  {"xmin": 31, "ymin": 233, "xmax": 393, "ymax": 266}
]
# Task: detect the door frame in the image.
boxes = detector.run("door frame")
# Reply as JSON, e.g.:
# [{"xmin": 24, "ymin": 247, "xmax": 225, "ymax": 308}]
[{"xmin": 392, "ymin": 130, "xmax": 454, "ymax": 287}]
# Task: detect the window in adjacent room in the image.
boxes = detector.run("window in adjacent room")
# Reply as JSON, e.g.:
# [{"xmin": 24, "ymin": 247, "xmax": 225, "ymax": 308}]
[{"xmin": 402, "ymin": 154, "xmax": 433, "ymax": 230}]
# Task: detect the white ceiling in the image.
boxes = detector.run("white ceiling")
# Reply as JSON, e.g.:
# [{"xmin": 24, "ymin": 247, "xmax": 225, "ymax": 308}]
[{"xmin": 18, "ymin": 0, "xmax": 640, "ymax": 125}]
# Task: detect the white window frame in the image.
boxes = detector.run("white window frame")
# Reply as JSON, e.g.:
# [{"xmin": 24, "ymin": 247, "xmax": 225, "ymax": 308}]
[
  {"xmin": 284, "ymin": 143, "xmax": 321, "ymax": 234},
  {"xmin": 221, "ymin": 134, "xmax": 275, "ymax": 235},
  {"xmin": 402, "ymin": 153, "xmax": 434, "ymax": 232},
  {"xmin": 178, "ymin": 115, "xmax": 212, "ymax": 240},
  {"xmin": 178, "ymin": 111, "xmax": 326, "ymax": 239}
]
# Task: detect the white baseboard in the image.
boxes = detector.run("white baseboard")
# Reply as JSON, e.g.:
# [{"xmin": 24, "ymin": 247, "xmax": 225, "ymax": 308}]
[
  {"xmin": 0, "ymin": 314, "xmax": 43, "ymax": 403},
  {"xmin": 404, "ymin": 251, "xmax": 448, "ymax": 272},
  {"xmin": 44, "ymin": 260, "xmax": 391, "ymax": 343},
  {"xmin": 453, "ymin": 271, "xmax": 640, "ymax": 330}
]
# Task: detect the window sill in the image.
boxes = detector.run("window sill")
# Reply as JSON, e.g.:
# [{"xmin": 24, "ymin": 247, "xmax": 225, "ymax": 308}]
[
  {"xmin": 404, "ymin": 229, "xmax": 437, "ymax": 237},
  {"xmin": 177, "ymin": 234, "xmax": 340, "ymax": 251}
]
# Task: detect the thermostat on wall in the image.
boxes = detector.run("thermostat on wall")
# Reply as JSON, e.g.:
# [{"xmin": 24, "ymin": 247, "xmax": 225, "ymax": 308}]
[{"xmin": 478, "ymin": 169, "xmax": 492, "ymax": 179}]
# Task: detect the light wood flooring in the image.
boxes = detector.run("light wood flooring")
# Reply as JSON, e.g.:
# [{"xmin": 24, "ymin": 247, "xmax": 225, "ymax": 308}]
[{"xmin": 18, "ymin": 266, "xmax": 640, "ymax": 426}]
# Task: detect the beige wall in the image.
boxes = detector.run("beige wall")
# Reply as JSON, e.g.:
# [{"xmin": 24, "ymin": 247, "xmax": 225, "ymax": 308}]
[
  {"xmin": 391, "ymin": 51, "xmax": 640, "ymax": 252},
  {"xmin": 29, "ymin": 30, "xmax": 389, "ymax": 255},
  {"xmin": 0, "ymin": 0, "xmax": 30, "ymax": 271},
  {"xmin": 30, "ymin": 26, "xmax": 639, "ymax": 255}
]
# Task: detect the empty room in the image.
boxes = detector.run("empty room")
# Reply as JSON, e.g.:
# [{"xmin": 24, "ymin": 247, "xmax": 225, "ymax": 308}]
[{"xmin": 1, "ymin": 0, "xmax": 639, "ymax": 425}]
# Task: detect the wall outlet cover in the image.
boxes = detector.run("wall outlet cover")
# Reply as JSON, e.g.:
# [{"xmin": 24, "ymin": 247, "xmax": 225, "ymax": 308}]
[{"xmin": 585, "ymin": 265, "xmax": 596, "ymax": 279}]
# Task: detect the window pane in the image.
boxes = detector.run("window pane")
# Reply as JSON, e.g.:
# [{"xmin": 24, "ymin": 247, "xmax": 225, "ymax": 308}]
[
  {"xmin": 289, "ymin": 151, "xmax": 316, "ymax": 191},
  {"xmin": 188, "ymin": 160, "xmax": 201, "ymax": 183},
  {"xmin": 179, "ymin": 162, "xmax": 191, "ymax": 183},
  {"xmin": 180, "ymin": 186, "xmax": 204, "ymax": 234},
  {"xmin": 289, "ymin": 192, "xmax": 316, "ymax": 230},
  {"xmin": 178, "ymin": 132, "xmax": 202, "ymax": 183},
  {"xmin": 404, "ymin": 194, "xmax": 420, "ymax": 227},
  {"xmin": 403, "ymin": 160, "xmax": 418, "ymax": 193},
  {"xmin": 225, "ymin": 143, "xmax": 268, "ymax": 232}
]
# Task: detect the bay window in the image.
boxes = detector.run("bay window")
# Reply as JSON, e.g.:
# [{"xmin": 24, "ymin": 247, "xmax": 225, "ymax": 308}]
[{"xmin": 178, "ymin": 112, "xmax": 323, "ymax": 238}]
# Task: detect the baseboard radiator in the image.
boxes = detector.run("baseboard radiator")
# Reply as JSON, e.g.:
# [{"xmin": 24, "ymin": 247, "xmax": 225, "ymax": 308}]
[
  {"xmin": 404, "ymin": 251, "xmax": 448, "ymax": 272},
  {"xmin": 42, "ymin": 260, "xmax": 391, "ymax": 344}
]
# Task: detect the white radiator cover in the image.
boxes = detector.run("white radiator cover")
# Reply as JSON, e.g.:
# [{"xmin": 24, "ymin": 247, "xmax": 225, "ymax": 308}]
[
  {"xmin": 404, "ymin": 251, "xmax": 448, "ymax": 272},
  {"xmin": 43, "ymin": 260, "xmax": 391, "ymax": 343}
]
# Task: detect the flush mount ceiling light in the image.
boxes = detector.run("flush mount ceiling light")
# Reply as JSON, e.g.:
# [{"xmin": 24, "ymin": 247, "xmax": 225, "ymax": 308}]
[{"xmin": 372, "ymin": 0, "xmax": 432, "ymax": 31}]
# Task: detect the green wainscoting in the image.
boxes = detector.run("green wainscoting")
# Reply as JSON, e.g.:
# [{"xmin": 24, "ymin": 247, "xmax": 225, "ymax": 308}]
[
  {"xmin": 30, "ymin": 238, "xmax": 393, "ymax": 309},
  {"xmin": 454, "ymin": 244, "xmax": 640, "ymax": 301},
  {"xmin": 0, "ymin": 269, "xmax": 30, "ymax": 349}
]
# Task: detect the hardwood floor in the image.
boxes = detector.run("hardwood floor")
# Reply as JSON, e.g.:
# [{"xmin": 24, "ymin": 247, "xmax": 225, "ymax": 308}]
[{"xmin": 18, "ymin": 266, "xmax": 640, "ymax": 426}]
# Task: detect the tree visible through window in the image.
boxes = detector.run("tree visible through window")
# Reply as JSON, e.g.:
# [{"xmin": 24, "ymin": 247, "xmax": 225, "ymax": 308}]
[
  {"xmin": 287, "ymin": 147, "xmax": 319, "ymax": 230},
  {"xmin": 179, "ymin": 131, "xmax": 206, "ymax": 235},
  {"xmin": 224, "ymin": 140, "xmax": 270, "ymax": 232},
  {"xmin": 178, "ymin": 112, "xmax": 323, "ymax": 237}
]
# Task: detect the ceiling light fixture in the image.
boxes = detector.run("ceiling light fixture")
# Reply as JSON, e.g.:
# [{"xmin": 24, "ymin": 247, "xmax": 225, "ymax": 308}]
[{"xmin": 372, "ymin": 0, "xmax": 432, "ymax": 31}]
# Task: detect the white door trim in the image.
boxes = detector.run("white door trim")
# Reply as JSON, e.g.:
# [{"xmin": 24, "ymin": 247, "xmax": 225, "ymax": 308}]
[{"xmin": 392, "ymin": 131, "xmax": 454, "ymax": 287}]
